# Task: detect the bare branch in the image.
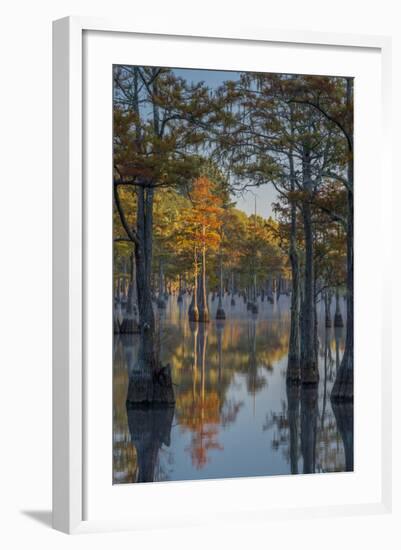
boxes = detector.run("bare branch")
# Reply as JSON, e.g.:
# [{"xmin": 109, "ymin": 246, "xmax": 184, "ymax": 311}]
[{"xmin": 113, "ymin": 184, "xmax": 139, "ymax": 246}]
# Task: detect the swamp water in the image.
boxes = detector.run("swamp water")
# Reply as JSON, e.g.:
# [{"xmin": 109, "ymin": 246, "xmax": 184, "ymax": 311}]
[{"xmin": 113, "ymin": 293, "xmax": 352, "ymax": 483}]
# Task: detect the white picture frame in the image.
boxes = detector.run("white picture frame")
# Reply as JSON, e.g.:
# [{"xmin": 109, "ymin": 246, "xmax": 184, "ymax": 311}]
[{"xmin": 52, "ymin": 16, "xmax": 392, "ymax": 534}]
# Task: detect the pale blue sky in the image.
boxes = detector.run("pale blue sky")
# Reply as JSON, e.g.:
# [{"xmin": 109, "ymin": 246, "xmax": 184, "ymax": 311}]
[{"xmin": 172, "ymin": 68, "xmax": 277, "ymax": 219}]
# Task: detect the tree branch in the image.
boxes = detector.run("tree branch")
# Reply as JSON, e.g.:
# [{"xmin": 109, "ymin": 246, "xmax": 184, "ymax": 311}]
[
  {"xmin": 114, "ymin": 237, "xmax": 133, "ymax": 243},
  {"xmin": 314, "ymin": 203, "xmax": 347, "ymax": 228},
  {"xmin": 288, "ymin": 98, "xmax": 353, "ymax": 153},
  {"xmin": 321, "ymin": 171, "xmax": 352, "ymax": 193},
  {"xmin": 113, "ymin": 184, "xmax": 139, "ymax": 246}
]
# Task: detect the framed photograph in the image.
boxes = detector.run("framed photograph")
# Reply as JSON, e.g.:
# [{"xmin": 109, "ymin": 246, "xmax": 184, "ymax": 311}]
[{"xmin": 52, "ymin": 17, "xmax": 392, "ymax": 534}]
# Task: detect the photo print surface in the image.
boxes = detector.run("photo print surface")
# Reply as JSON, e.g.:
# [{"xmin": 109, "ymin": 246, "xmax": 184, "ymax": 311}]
[{"xmin": 113, "ymin": 66, "xmax": 353, "ymax": 483}]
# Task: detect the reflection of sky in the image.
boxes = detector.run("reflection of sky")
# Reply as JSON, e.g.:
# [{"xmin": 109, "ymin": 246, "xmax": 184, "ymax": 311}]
[
  {"xmin": 114, "ymin": 292, "xmax": 349, "ymax": 483},
  {"xmin": 172, "ymin": 68, "xmax": 278, "ymax": 219}
]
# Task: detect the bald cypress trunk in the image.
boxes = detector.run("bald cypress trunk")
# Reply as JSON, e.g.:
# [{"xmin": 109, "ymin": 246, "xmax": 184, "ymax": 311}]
[
  {"xmin": 127, "ymin": 186, "xmax": 154, "ymax": 403},
  {"xmin": 157, "ymin": 260, "xmax": 166, "ymax": 309},
  {"xmin": 288, "ymin": 258, "xmax": 301, "ymax": 383},
  {"xmin": 189, "ymin": 247, "xmax": 199, "ymax": 322},
  {"xmin": 117, "ymin": 68, "xmax": 174, "ymax": 405},
  {"xmin": 126, "ymin": 185, "xmax": 175, "ymax": 406},
  {"xmin": 332, "ymin": 77, "xmax": 354, "ymax": 402},
  {"xmin": 216, "ymin": 253, "xmax": 226, "ymax": 319},
  {"xmin": 300, "ymin": 149, "xmax": 319, "ymax": 385},
  {"xmin": 287, "ymin": 149, "xmax": 301, "ymax": 384},
  {"xmin": 230, "ymin": 272, "xmax": 236, "ymax": 306},
  {"xmin": 324, "ymin": 291, "xmax": 332, "ymax": 327},
  {"xmin": 332, "ymin": 155, "xmax": 353, "ymax": 401},
  {"xmin": 334, "ymin": 288, "xmax": 344, "ymax": 327},
  {"xmin": 198, "ymin": 240, "xmax": 209, "ymax": 322}
]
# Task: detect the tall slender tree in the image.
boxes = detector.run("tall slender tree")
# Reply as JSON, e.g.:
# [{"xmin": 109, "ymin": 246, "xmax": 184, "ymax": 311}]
[{"xmin": 114, "ymin": 66, "xmax": 213, "ymax": 404}]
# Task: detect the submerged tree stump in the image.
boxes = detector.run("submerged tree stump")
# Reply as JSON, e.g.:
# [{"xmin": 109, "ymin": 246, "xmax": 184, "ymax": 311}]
[
  {"xmin": 198, "ymin": 306, "xmax": 210, "ymax": 322},
  {"xmin": 121, "ymin": 279, "xmax": 140, "ymax": 333},
  {"xmin": 286, "ymin": 356, "xmax": 301, "ymax": 385},
  {"xmin": 188, "ymin": 304, "xmax": 199, "ymax": 322},
  {"xmin": 216, "ymin": 306, "xmax": 226, "ymax": 320},
  {"xmin": 113, "ymin": 314, "xmax": 121, "ymax": 334},
  {"xmin": 331, "ymin": 361, "xmax": 353, "ymax": 402},
  {"xmin": 152, "ymin": 364, "xmax": 175, "ymax": 403},
  {"xmin": 114, "ymin": 300, "xmax": 123, "ymax": 333},
  {"xmin": 157, "ymin": 297, "xmax": 166, "ymax": 309},
  {"xmin": 334, "ymin": 289, "xmax": 344, "ymax": 327},
  {"xmin": 325, "ymin": 315, "xmax": 332, "ymax": 328},
  {"xmin": 334, "ymin": 312, "xmax": 344, "ymax": 327},
  {"xmin": 126, "ymin": 363, "xmax": 175, "ymax": 407},
  {"xmin": 120, "ymin": 316, "xmax": 140, "ymax": 334},
  {"xmin": 301, "ymin": 362, "xmax": 319, "ymax": 386},
  {"xmin": 324, "ymin": 291, "xmax": 332, "ymax": 328}
]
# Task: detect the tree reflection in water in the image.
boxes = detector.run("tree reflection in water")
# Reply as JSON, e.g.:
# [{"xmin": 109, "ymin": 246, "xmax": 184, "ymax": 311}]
[
  {"xmin": 113, "ymin": 293, "xmax": 353, "ymax": 482},
  {"xmin": 300, "ymin": 386, "xmax": 318, "ymax": 474},
  {"xmin": 126, "ymin": 404, "xmax": 175, "ymax": 482},
  {"xmin": 265, "ymin": 322, "xmax": 353, "ymax": 475},
  {"xmin": 331, "ymin": 401, "xmax": 354, "ymax": 472},
  {"xmin": 287, "ymin": 384, "xmax": 300, "ymax": 474}
]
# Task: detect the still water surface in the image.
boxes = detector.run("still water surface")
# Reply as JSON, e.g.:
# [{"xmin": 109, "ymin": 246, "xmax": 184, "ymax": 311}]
[{"xmin": 113, "ymin": 293, "xmax": 353, "ymax": 483}]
